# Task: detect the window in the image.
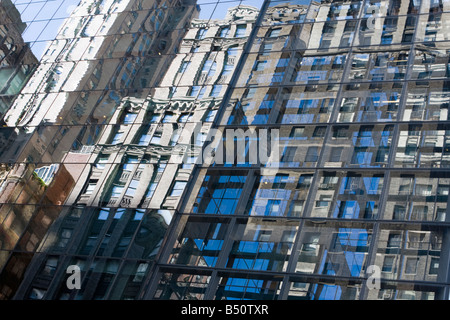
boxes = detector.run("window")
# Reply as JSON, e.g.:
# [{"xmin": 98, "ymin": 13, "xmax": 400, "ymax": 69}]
[
  {"xmin": 273, "ymin": 174, "xmax": 289, "ymax": 189},
  {"xmin": 145, "ymin": 182, "xmax": 158, "ymax": 199},
  {"xmin": 313, "ymin": 126, "xmax": 326, "ymax": 138},
  {"xmin": 178, "ymin": 113, "xmax": 190, "ymax": 123},
  {"xmin": 265, "ymin": 200, "xmax": 281, "ymax": 216},
  {"xmin": 436, "ymin": 208, "xmax": 446, "ymax": 222},
  {"xmin": 387, "ymin": 233, "xmax": 402, "ymax": 248},
  {"xmin": 170, "ymin": 129, "xmax": 181, "ymax": 146},
  {"xmin": 375, "ymin": 147, "xmax": 389, "ymax": 163},
  {"xmin": 288, "ymin": 200, "xmax": 304, "ymax": 217},
  {"xmin": 110, "ymin": 132, "xmax": 123, "ymax": 145},
  {"xmin": 182, "ymin": 156, "xmax": 198, "ymax": 169},
  {"xmin": 411, "ymin": 205, "xmax": 428, "ymax": 220},
  {"xmin": 95, "ymin": 155, "xmax": 109, "ymax": 169},
  {"xmin": 333, "ymin": 126, "xmax": 349, "ymax": 139},
  {"xmin": 381, "ymin": 35, "xmax": 393, "ymax": 45},
  {"xmin": 29, "ymin": 288, "xmax": 46, "ymax": 300},
  {"xmin": 227, "ymin": 46, "xmax": 239, "ymax": 57},
  {"xmin": 316, "ymin": 194, "xmax": 331, "ymax": 207},
  {"xmin": 111, "ymin": 185, "xmax": 124, "ymax": 198},
  {"xmin": 151, "ymin": 132, "xmax": 162, "ymax": 144},
  {"xmin": 301, "ymin": 234, "xmax": 320, "ymax": 252},
  {"xmin": 189, "ymin": 86, "xmax": 201, "ymax": 97},
  {"xmin": 222, "ymin": 62, "xmax": 234, "ymax": 76},
  {"xmin": 254, "ymin": 61, "xmax": 267, "ymax": 71},
  {"xmin": 194, "ymin": 174, "xmax": 246, "ymax": 214},
  {"xmin": 58, "ymin": 229, "xmax": 72, "ymax": 248},
  {"xmin": 123, "ymin": 113, "xmax": 137, "ymax": 124},
  {"xmin": 133, "ymin": 209, "xmax": 145, "ymax": 221},
  {"xmin": 125, "ymin": 179, "xmax": 139, "ymax": 197},
  {"xmin": 305, "ymin": 147, "xmax": 319, "ymax": 162},
  {"xmin": 382, "ymin": 256, "xmax": 395, "ymax": 272},
  {"xmin": 429, "ymin": 258, "xmax": 439, "ymax": 275},
  {"xmin": 290, "ymin": 127, "xmax": 305, "ymax": 139},
  {"xmin": 245, "ymin": 87, "xmax": 257, "ymax": 98},
  {"xmin": 235, "ymin": 24, "xmax": 246, "ymax": 37},
  {"xmin": 93, "ymin": 209, "xmax": 108, "ymax": 221},
  {"xmin": 170, "ymin": 181, "xmax": 187, "ymax": 196},
  {"xmin": 210, "ymin": 85, "xmax": 222, "ymax": 97},
  {"xmin": 268, "ymin": 28, "xmax": 281, "ymax": 38},
  {"xmin": 416, "ymin": 184, "xmax": 432, "ymax": 196},
  {"xmin": 196, "ymin": 28, "xmax": 207, "ymax": 40},
  {"xmin": 405, "ymin": 257, "xmax": 419, "ymax": 274},
  {"xmin": 329, "ymin": 147, "xmax": 343, "ymax": 162},
  {"xmin": 219, "ymin": 26, "xmax": 230, "ymax": 37},
  {"xmin": 204, "ymin": 109, "xmax": 217, "ymax": 122},
  {"xmin": 297, "ymin": 174, "xmax": 313, "ymax": 189},
  {"xmin": 42, "ymin": 257, "xmax": 58, "ymax": 276},
  {"xmin": 150, "ymin": 114, "xmax": 160, "ymax": 123},
  {"xmin": 261, "ymin": 43, "xmax": 273, "ymax": 55},
  {"xmin": 85, "ymin": 182, "xmax": 97, "ymax": 195},
  {"xmin": 138, "ymin": 133, "xmax": 151, "ymax": 146},
  {"xmin": 133, "ymin": 263, "xmax": 149, "ymax": 282},
  {"xmin": 408, "ymin": 232, "xmax": 426, "ymax": 248},
  {"xmin": 179, "ymin": 61, "xmax": 190, "ymax": 73},
  {"xmin": 123, "ymin": 156, "xmax": 139, "ymax": 171},
  {"xmin": 257, "ymin": 230, "xmax": 272, "ymax": 241},
  {"xmin": 393, "ymin": 205, "xmax": 406, "ymax": 220},
  {"xmin": 281, "ymin": 146, "xmax": 297, "ymax": 162},
  {"xmin": 162, "ymin": 113, "xmax": 174, "ymax": 123},
  {"xmin": 352, "ymin": 147, "xmax": 371, "ymax": 165},
  {"xmin": 202, "ymin": 59, "xmax": 217, "ymax": 77}
]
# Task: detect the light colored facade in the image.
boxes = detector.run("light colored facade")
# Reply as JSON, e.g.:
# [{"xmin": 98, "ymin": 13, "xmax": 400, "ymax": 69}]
[
  {"xmin": 148, "ymin": 0, "xmax": 450, "ymax": 301},
  {"xmin": 9, "ymin": 2, "xmax": 260, "ymax": 300},
  {"xmin": 0, "ymin": 0, "xmax": 38, "ymax": 117},
  {"xmin": 0, "ymin": 0, "xmax": 200, "ymax": 299},
  {"xmin": 2, "ymin": 0, "xmax": 450, "ymax": 301}
]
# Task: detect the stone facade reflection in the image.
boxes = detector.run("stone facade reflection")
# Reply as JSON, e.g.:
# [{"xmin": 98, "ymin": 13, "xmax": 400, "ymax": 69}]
[{"xmin": 1, "ymin": 0, "xmax": 450, "ymax": 301}]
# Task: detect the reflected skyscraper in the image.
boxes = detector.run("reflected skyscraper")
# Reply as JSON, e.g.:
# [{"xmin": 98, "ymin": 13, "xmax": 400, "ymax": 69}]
[
  {"xmin": 0, "ymin": 0, "xmax": 38, "ymax": 118},
  {"xmin": 1, "ymin": 0, "xmax": 450, "ymax": 301}
]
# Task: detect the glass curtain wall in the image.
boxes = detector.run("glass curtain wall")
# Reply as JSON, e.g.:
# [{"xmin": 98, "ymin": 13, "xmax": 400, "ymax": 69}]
[
  {"xmin": 0, "ymin": 0, "xmax": 265, "ymax": 300},
  {"xmin": 148, "ymin": 0, "xmax": 450, "ymax": 301},
  {"xmin": 1, "ymin": 0, "xmax": 450, "ymax": 301}
]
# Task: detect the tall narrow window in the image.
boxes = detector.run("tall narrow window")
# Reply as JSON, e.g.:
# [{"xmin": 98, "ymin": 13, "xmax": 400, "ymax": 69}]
[
  {"xmin": 210, "ymin": 85, "xmax": 222, "ymax": 97},
  {"xmin": 95, "ymin": 154, "xmax": 109, "ymax": 169},
  {"xmin": 125, "ymin": 179, "xmax": 139, "ymax": 196},
  {"xmin": 329, "ymin": 147, "xmax": 343, "ymax": 162},
  {"xmin": 305, "ymin": 147, "xmax": 319, "ymax": 162},
  {"xmin": 196, "ymin": 28, "xmax": 207, "ymax": 39},
  {"xmin": 85, "ymin": 182, "xmax": 97, "ymax": 195},
  {"xmin": 281, "ymin": 146, "xmax": 297, "ymax": 162},
  {"xmin": 110, "ymin": 132, "xmax": 123, "ymax": 145},
  {"xmin": 151, "ymin": 131, "xmax": 162, "ymax": 144},
  {"xmin": 179, "ymin": 61, "xmax": 190, "ymax": 73},
  {"xmin": 235, "ymin": 24, "xmax": 246, "ymax": 38},
  {"xmin": 189, "ymin": 86, "xmax": 201, "ymax": 97},
  {"xmin": 219, "ymin": 26, "xmax": 230, "ymax": 37},
  {"xmin": 170, "ymin": 181, "xmax": 187, "ymax": 196}
]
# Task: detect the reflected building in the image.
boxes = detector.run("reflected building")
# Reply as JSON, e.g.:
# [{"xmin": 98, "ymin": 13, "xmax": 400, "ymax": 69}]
[
  {"xmin": 0, "ymin": 0, "xmax": 201, "ymax": 299},
  {"xmin": 146, "ymin": 0, "xmax": 450, "ymax": 301},
  {"xmin": 2, "ymin": 0, "xmax": 450, "ymax": 301},
  {"xmin": 5, "ymin": 0, "xmax": 260, "ymax": 300},
  {"xmin": 0, "ymin": 0, "xmax": 38, "ymax": 117}
]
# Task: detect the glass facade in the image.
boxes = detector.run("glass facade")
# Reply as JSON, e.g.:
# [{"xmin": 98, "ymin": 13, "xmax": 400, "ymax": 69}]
[{"xmin": 1, "ymin": 0, "xmax": 450, "ymax": 301}]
